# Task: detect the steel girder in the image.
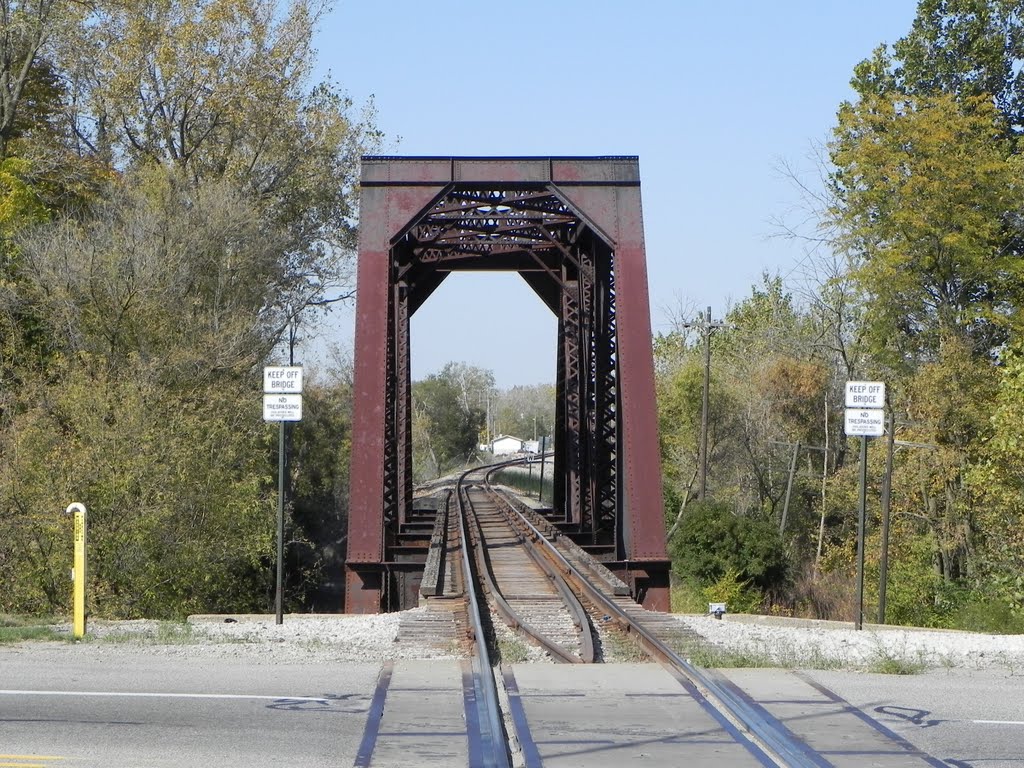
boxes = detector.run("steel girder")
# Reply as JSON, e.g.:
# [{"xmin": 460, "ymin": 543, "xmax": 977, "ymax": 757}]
[{"xmin": 346, "ymin": 157, "xmax": 670, "ymax": 613}]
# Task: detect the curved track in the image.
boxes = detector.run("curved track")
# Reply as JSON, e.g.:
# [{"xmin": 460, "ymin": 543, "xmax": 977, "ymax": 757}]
[{"xmin": 452, "ymin": 458, "xmax": 826, "ymax": 767}]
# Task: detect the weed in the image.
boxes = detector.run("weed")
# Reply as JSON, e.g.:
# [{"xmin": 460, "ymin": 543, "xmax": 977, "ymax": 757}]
[
  {"xmin": 155, "ymin": 621, "xmax": 194, "ymax": 644},
  {"xmin": 495, "ymin": 633, "xmax": 530, "ymax": 663},
  {"xmin": 865, "ymin": 654, "xmax": 925, "ymax": 675},
  {"xmin": 864, "ymin": 642, "xmax": 925, "ymax": 675},
  {"xmin": 670, "ymin": 579, "xmax": 709, "ymax": 614},
  {"xmin": 97, "ymin": 621, "xmax": 196, "ymax": 645},
  {"xmin": 601, "ymin": 630, "xmax": 649, "ymax": 662},
  {"xmin": 687, "ymin": 645, "xmax": 774, "ymax": 668}
]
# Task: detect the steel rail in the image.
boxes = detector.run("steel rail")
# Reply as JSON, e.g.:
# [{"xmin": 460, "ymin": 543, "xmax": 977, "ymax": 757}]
[
  {"xmin": 474, "ymin": 479, "xmax": 595, "ymax": 663},
  {"xmin": 461, "ymin": 485, "xmax": 585, "ymax": 664},
  {"xmin": 488, "ymin": 471, "xmax": 822, "ymax": 768},
  {"xmin": 454, "ymin": 469, "xmax": 512, "ymax": 768}
]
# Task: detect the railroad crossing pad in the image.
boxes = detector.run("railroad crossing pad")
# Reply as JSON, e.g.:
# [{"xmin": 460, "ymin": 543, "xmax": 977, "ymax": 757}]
[
  {"xmin": 720, "ymin": 669, "xmax": 941, "ymax": 766},
  {"xmin": 506, "ymin": 663, "xmax": 771, "ymax": 766},
  {"xmin": 359, "ymin": 660, "xmax": 469, "ymax": 767}
]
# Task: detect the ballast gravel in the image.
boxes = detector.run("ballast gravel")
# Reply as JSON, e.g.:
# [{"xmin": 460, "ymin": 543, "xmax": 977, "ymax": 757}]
[{"xmin": 18, "ymin": 609, "xmax": 1024, "ymax": 672}]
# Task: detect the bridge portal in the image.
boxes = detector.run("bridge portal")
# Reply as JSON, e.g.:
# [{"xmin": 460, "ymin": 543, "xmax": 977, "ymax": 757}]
[{"xmin": 345, "ymin": 157, "xmax": 670, "ymax": 613}]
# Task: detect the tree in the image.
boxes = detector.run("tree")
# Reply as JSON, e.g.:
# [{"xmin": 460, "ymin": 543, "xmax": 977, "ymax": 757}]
[
  {"xmin": 0, "ymin": 0, "xmax": 82, "ymax": 159},
  {"xmin": 851, "ymin": 0, "xmax": 1024, "ymax": 134},
  {"xmin": 965, "ymin": 342, "xmax": 1024, "ymax": 611},
  {"xmin": 491, "ymin": 384, "xmax": 554, "ymax": 441},
  {"xmin": 286, "ymin": 368, "xmax": 352, "ymax": 611},
  {"xmin": 12, "ymin": 170, "xmax": 294, "ymax": 383},
  {"xmin": 0, "ymin": 0, "xmax": 382, "ymax": 619},
  {"xmin": 0, "ymin": 364, "xmax": 274, "ymax": 618},
  {"xmin": 830, "ymin": 91, "xmax": 1024, "ymax": 363},
  {"xmin": 717, "ymin": 276, "xmax": 824, "ymax": 518},
  {"xmin": 412, "ymin": 362, "xmax": 491, "ymax": 478},
  {"xmin": 57, "ymin": 0, "xmax": 379, "ymax": 313},
  {"xmin": 669, "ymin": 500, "xmax": 789, "ymax": 594}
]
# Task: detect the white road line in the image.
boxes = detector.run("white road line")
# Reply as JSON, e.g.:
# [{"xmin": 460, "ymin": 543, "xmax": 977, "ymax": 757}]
[
  {"xmin": 0, "ymin": 690, "xmax": 329, "ymax": 702},
  {"xmin": 972, "ymin": 719, "xmax": 1024, "ymax": 726}
]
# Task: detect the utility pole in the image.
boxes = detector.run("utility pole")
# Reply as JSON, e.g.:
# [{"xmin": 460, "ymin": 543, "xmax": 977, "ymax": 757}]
[{"xmin": 683, "ymin": 306, "xmax": 728, "ymax": 499}]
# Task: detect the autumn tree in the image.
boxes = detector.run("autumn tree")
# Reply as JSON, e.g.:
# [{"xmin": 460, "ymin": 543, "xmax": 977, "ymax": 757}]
[
  {"xmin": 56, "ymin": 0, "xmax": 378, "ymax": 312},
  {"xmin": 491, "ymin": 384, "xmax": 554, "ymax": 442},
  {"xmin": 966, "ymin": 342, "xmax": 1024, "ymax": 614},
  {"xmin": 0, "ymin": 0, "xmax": 83, "ymax": 159},
  {"xmin": 796, "ymin": 0, "xmax": 1024, "ymax": 627}
]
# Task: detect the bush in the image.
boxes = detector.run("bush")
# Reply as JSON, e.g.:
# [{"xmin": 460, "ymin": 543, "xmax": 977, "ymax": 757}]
[
  {"xmin": 702, "ymin": 567, "xmax": 763, "ymax": 613},
  {"xmin": 669, "ymin": 500, "xmax": 789, "ymax": 593}
]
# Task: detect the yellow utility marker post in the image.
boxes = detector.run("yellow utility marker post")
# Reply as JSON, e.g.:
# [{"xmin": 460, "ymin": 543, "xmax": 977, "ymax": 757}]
[{"xmin": 67, "ymin": 502, "xmax": 87, "ymax": 638}]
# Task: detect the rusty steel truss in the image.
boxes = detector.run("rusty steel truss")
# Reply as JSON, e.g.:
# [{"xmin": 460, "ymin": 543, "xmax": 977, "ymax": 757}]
[{"xmin": 346, "ymin": 157, "xmax": 669, "ymax": 613}]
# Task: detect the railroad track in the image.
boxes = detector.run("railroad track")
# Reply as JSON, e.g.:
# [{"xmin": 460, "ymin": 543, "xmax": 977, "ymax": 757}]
[
  {"xmin": 361, "ymin": 457, "xmax": 838, "ymax": 767},
  {"xmin": 448, "ymin": 458, "xmax": 826, "ymax": 767}
]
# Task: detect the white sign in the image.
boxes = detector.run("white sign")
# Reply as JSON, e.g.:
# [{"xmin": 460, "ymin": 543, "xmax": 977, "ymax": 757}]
[
  {"xmin": 264, "ymin": 366, "xmax": 303, "ymax": 394},
  {"xmin": 263, "ymin": 394, "xmax": 302, "ymax": 422},
  {"xmin": 846, "ymin": 380, "xmax": 885, "ymax": 408},
  {"xmin": 845, "ymin": 408, "xmax": 885, "ymax": 437}
]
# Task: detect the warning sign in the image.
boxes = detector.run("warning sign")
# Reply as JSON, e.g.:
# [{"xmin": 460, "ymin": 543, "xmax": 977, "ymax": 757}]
[
  {"xmin": 263, "ymin": 394, "xmax": 302, "ymax": 422},
  {"xmin": 844, "ymin": 409, "xmax": 885, "ymax": 437}
]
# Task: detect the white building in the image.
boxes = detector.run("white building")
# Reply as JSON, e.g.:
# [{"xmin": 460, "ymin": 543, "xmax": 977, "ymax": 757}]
[{"xmin": 491, "ymin": 435, "xmax": 526, "ymax": 455}]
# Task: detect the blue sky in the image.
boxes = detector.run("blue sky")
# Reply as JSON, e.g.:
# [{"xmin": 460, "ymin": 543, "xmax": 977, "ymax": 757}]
[{"xmin": 308, "ymin": 1, "xmax": 920, "ymax": 387}]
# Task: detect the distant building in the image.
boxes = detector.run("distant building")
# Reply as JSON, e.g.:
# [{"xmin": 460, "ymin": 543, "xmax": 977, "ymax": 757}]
[{"xmin": 491, "ymin": 435, "xmax": 526, "ymax": 455}]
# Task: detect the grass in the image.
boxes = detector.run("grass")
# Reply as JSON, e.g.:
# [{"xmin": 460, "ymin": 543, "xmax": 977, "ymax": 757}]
[
  {"xmin": 864, "ymin": 654, "xmax": 925, "ymax": 675},
  {"xmin": 686, "ymin": 645, "xmax": 776, "ymax": 669},
  {"xmin": 494, "ymin": 632, "xmax": 530, "ymax": 663},
  {"xmin": 601, "ymin": 630, "xmax": 650, "ymax": 662},
  {"xmin": 0, "ymin": 614, "xmax": 64, "ymax": 644},
  {"xmin": 862, "ymin": 638, "xmax": 926, "ymax": 675},
  {"xmin": 670, "ymin": 580, "xmax": 710, "ymax": 614}
]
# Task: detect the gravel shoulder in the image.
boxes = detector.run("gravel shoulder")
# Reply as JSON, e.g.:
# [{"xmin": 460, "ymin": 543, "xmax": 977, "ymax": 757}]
[
  {"xmin": 677, "ymin": 613, "xmax": 1024, "ymax": 672},
  {"xmin": 5, "ymin": 610, "xmax": 1023, "ymax": 673}
]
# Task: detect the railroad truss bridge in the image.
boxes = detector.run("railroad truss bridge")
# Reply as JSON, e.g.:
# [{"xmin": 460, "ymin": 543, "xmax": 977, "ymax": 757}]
[{"xmin": 345, "ymin": 157, "xmax": 670, "ymax": 613}]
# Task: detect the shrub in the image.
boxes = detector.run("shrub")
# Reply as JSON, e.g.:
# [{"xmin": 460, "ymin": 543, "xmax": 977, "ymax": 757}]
[
  {"xmin": 702, "ymin": 567, "xmax": 763, "ymax": 613},
  {"xmin": 669, "ymin": 500, "xmax": 789, "ymax": 593}
]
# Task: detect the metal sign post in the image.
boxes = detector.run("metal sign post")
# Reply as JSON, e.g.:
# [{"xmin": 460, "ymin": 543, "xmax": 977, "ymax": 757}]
[
  {"xmin": 845, "ymin": 381, "xmax": 885, "ymax": 631},
  {"xmin": 263, "ymin": 366, "xmax": 302, "ymax": 625},
  {"xmin": 66, "ymin": 502, "xmax": 87, "ymax": 638},
  {"xmin": 854, "ymin": 437, "xmax": 868, "ymax": 631}
]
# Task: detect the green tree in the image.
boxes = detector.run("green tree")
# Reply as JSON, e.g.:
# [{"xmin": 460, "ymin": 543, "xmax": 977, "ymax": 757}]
[
  {"xmin": 966, "ymin": 342, "xmax": 1024, "ymax": 612},
  {"xmin": 851, "ymin": 0, "xmax": 1024, "ymax": 134},
  {"xmin": 285, "ymin": 368, "xmax": 352, "ymax": 611},
  {"xmin": 830, "ymin": 91, "xmax": 1024, "ymax": 362},
  {"xmin": 0, "ymin": 364, "xmax": 273, "ymax": 618},
  {"xmin": 412, "ymin": 362, "xmax": 491, "ymax": 478}
]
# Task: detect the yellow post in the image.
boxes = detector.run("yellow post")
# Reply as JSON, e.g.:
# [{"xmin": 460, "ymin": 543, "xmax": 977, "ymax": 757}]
[{"xmin": 67, "ymin": 502, "xmax": 87, "ymax": 638}]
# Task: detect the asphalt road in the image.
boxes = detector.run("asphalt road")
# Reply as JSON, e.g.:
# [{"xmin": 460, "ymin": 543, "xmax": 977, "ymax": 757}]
[
  {"xmin": 0, "ymin": 654, "xmax": 381, "ymax": 767},
  {"xmin": 805, "ymin": 667, "xmax": 1024, "ymax": 768},
  {"xmin": 2, "ymin": 649, "xmax": 1021, "ymax": 767}
]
